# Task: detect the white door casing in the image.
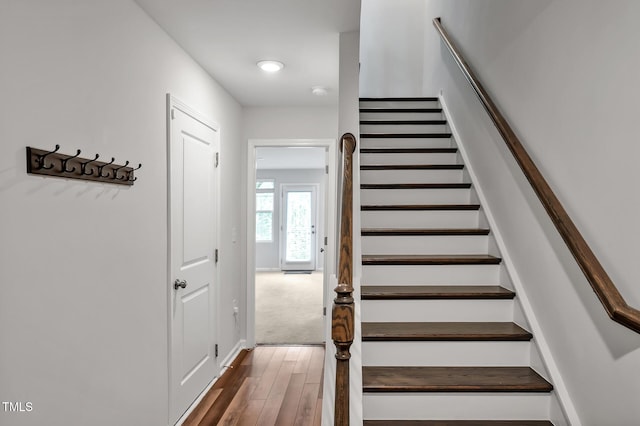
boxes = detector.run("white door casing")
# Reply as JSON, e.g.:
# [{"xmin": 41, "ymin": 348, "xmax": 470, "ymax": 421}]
[
  {"xmin": 168, "ymin": 96, "xmax": 220, "ymax": 424},
  {"xmin": 281, "ymin": 184, "xmax": 318, "ymax": 271}
]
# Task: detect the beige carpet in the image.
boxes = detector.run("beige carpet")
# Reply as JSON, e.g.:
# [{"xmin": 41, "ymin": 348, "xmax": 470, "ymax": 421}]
[{"xmin": 255, "ymin": 271, "xmax": 325, "ymax": 344}]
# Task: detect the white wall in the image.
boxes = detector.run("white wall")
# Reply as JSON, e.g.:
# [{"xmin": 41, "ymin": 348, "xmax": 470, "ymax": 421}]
[
  {"xmin": 338, "ymin": 31, "xmax": 362, "ymax": 141},
  {"xmin": 255, "ymin": 168, "xmax": 326, "ymax": 271},
  {"xmin": 0, "ymin": 1, "xmax": 244, "ymax": 425},
  {"xmin": 360, "ymin": 0, "xmax": 640, "ymax": 423},
  {"xmin": 359, "ymin": 0, "xmax": 427, "ymax": 97},
  {"xmin": 243, "ymin": 106, "xmax": 338, "ymax": 140}
]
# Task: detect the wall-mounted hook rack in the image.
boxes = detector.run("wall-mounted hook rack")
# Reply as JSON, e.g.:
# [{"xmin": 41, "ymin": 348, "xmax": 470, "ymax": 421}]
[{"xmin": 26, "ymin": 146, "xmax": 141, "ymax": 186}]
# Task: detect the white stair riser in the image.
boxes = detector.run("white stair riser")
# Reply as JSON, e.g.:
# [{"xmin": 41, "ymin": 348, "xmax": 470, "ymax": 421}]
[
  {"xmin": 360, "ymin": 152, "xmax": 458, "ymax": 165},
  {"xmin": 360, "ymin": 124, "xmax": 449, "ymax": 133},
  {"xmin": 360, "ymin": 112, "xmax": 443, "ymax": 120},
  {"xmin": 361, "ymin": 300, "xmax": 513, "ymax": 322},
  {"xmin": 361, "ymin": 169, "xmax": 464, "ymax": 184},
  {"xmin": 362, "ymin": 341, "xmax": 531, "ymax": 366},
  {"xmin": 361, "ymin": 211, "xmax": 479, "ymax": 229},
  {"xmin": 363, "ymin": 393, "xmax": 551, "ymax": 421},
  {"xmin": 362, "ymin": 264, "xmax": 499, "ymax": 285},
  {"xmin": 360, "ymin": 101, "xmax": 440, "ymax": 108},
  {"xmin": 360, "ymin": 138, "xmax": 452, "ymax": 149},
  {"xmin": 361, "ymin": 188, "xmax": 471, "ymax": 205},
  {"xmin": 362, "ymin": 235, "xmax": 489, "ymax": 255}
]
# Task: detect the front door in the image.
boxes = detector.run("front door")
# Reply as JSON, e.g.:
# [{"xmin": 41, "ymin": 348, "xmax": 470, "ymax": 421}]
[
  {"xmin": 281, "ymin": 184, "xmax": 317, "ymax": 271},
  {"xmin": 168, "ymin": 97, "xmax": 219, "ymax": 424}
]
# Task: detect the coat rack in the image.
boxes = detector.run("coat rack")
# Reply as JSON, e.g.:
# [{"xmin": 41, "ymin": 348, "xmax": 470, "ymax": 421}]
[{"xmin": 26, "ymin": 145, "xmax": 141, "ymax": 186}]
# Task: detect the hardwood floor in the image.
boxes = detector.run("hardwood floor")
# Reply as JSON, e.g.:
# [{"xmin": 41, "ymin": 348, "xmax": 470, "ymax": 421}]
[{"xmin": 182, "ymin": 346, "xmax": 325, "ymax": 426}]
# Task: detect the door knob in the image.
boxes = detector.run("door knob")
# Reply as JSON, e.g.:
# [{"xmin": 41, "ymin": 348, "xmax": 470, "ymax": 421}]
[
  {"xmin": 320, "ymin": 248, "xmax": 325, "ymax": 253},
  {"xmin": 174, "ymin": 279, "xmax": 187, "ymax": 290}
]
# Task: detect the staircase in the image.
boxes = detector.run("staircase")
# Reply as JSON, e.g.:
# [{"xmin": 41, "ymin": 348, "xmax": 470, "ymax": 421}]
[{"xmin": 358, "ymin": 97, "xmax": 555, "ymax": 425}]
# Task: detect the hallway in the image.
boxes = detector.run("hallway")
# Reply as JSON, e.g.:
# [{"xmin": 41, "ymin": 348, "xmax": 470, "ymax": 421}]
[{"xmin": 182, "ymin": 346, "xmax": 324, "ymax": 425}]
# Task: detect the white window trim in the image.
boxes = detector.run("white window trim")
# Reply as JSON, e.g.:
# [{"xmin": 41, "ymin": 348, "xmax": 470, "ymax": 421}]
[{"xmin": 255, "ymin": 179, "xmax": 275, "ymax": 243}]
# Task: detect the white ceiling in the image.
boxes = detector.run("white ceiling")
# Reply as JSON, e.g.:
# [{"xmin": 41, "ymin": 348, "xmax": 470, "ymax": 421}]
[
  {"xmin": 256, "ymin": 147, "xmax": 326, "ymax": 170},
  {"xmin": 134, "ymin": 0, "xmax": 361, "ymax": 107}
]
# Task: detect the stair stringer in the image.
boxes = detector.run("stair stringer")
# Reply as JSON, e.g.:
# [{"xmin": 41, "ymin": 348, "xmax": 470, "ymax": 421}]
[{"xmin": 439, "ymin": 92, "xmax": 580, "ymax": 426}]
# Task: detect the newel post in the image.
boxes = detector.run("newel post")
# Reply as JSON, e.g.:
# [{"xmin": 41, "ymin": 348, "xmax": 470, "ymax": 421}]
[{"xmin": 333, "ymin": 133, "xmax": 356, "ymax": 426}]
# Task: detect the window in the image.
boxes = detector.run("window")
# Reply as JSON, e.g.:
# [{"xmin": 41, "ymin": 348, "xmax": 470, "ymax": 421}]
[{"xmin": 256, "ymin": 179, "xmax": 275, "ymax": 242}]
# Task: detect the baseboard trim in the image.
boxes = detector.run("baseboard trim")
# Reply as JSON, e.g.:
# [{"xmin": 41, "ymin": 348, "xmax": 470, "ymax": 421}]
[{"xmin": 220, "ymin": 339, "xmax": 246, "ymax": 369}]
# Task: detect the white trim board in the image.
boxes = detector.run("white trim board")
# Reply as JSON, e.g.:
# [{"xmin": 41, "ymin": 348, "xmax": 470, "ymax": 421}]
[
  {"xmin": 246, "ymin": 138, "xmax": 337, "ymax": 347},
  {"xmin": 439, "ymin": 92, "xmax": 580, "ymax": 426}
]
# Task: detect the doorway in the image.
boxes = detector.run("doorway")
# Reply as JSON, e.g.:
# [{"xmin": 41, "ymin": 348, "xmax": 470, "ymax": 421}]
[{"xmin": 247, "ymin": 140, "xmax": 337, "ymax": 347}]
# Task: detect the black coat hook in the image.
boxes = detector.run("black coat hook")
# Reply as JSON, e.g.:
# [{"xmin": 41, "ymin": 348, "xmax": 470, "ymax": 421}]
[
  {"xmin": 98, "ymin": 157, "xmax": 115, "ymax": 178},
  {"xmin": 38, "ymin": 145, "xmax": 60, "ymax": 170},
  {"xmin": 80, "ymin": 154, "xmax": 100, "ymax": 176},
  {"xmin": 61, "ymin": 149, "xmax": 81, "ymax": 173},
  {"xmin": 128, "ymin": 163, "xmax": 142, "ymax": 182},
  {"xmin": 112, "ymin": 161, "xmax": 129, "ymax": 180}
]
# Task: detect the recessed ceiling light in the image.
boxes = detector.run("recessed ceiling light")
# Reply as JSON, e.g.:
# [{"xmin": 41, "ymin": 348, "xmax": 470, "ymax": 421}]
[
  {"xmin": 257, "ymin": 60, "xmax": 284, "ymax": 72},
  {"xmin": 311, "ymin": 86, "xmax": 328, "ymax": 96}
]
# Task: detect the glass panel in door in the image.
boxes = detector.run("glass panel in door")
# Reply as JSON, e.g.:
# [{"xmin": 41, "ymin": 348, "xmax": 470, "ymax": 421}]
[{"xmin": 282, "ymin": 185, "xmax": 316, "ymax": 271}]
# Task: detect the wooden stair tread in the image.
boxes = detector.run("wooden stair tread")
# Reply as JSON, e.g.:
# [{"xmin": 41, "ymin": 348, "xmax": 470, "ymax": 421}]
[
  {"xmin": 362, "ymin": 322, "xmax": 532, "ymax": 341},
  {"xmin": 362, "ymin": 255, "xmax": 501, "ymax": 265},
  {"xmin": 360, "ymin": 120, "xmax": 447, "ymax": 125},
  {"xmin": 362, "ymin": 366, "xmax": 553, "ymax": 392},
  {"xmin": 364, "ymin": 421, "xmax": 554, "ymax": 426},
  {"xmin": 360, "ymin": 108, "xmax": 443, "ymax": 113},
  {"xmin": 361, "ymin": 148, "xmax": 457, "ymax": 154},
  {"xmin": 361, "ymin": 133, "xmax": 452, "ymax": 138},
  {"xmin": 362, "ymin": 204, "xmax": 480, "ymax": 211},
  {"xmin": 361, "ymin": 285, "xmax": 515, "ymax": 300},
  {"xmin": 360, "ymin": 97, "xmax": 439, "ymax": 101},
  {"xmin": 362, "ymin": 228, "xmax": 489, "ymax": 236},
  {"xmin": 361, "ymin": 164, "xmax": 464, "ymax": 170},
  {"xmin": 361, "ymin": 183, "xmax": 471, "ymax": 189}
]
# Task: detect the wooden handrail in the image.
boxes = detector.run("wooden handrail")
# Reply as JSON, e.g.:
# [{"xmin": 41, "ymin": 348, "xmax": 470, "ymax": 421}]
[
  {"xmin": 433, "ymin": 17, "xmax": 640, "ymax": 333},
  {"xmin": 332, "ymin": 133, "xmax": 357, "ymax": 425}
]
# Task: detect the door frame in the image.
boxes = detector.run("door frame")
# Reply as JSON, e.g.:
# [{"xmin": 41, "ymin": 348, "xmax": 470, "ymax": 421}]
[
  {"xmin": 246, "ymin": 138, "xmax": 337, "ymax": 347},
  {"xmin": 167, "ymin": 94, "xmax": 221, "ymax": 423},
  {"xmin": 280, "ymin": 183, "xmax": 320, "ymax": 271}
]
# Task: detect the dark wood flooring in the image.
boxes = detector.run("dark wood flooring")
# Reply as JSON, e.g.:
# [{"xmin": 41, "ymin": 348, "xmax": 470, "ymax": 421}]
[{"xmin": 182, "ymin": 346, "xmax": 324, "ymax": 426}]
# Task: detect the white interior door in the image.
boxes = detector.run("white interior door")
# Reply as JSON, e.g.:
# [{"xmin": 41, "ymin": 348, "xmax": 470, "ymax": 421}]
[
  {"xmin": 168, "ymin": 98, "xmax": 219, "ymax": 424},
  {"xmin": 281, "ymin": 184, "xmax": 317, "ymax": 271}
]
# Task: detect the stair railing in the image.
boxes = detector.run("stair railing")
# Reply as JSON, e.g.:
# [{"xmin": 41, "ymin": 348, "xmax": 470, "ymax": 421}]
[
  {"xmin": 433, "ymin": 17, "xmax": 640, "ymax": 333},
  {"xmin": 332, "ymin": 132, "xmax": 357, "ymax": 425}
]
